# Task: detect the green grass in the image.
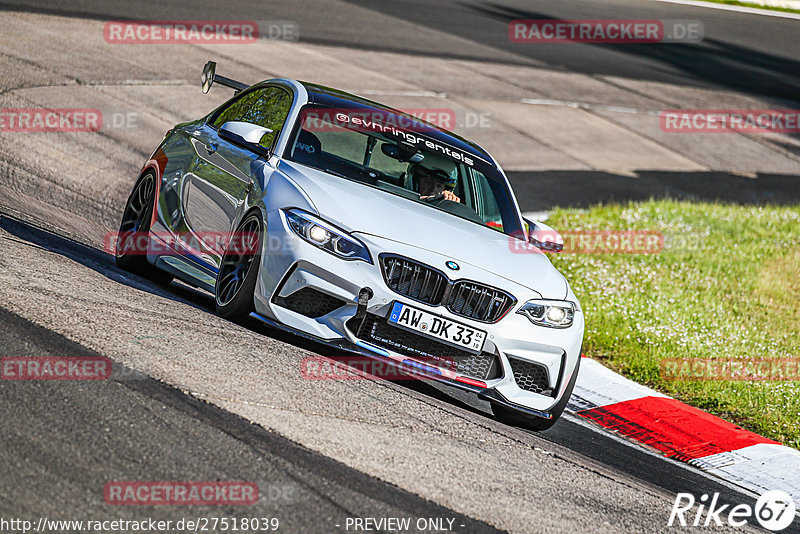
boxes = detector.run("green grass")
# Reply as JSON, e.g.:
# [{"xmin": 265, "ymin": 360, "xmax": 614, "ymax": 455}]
[
  {"xmin": 547, "ymin": 200, "xmax": 800, "ymax": 448},
  {"xmin": 695, "ymin": 0, "xmax": 800, "ymax": 14}
]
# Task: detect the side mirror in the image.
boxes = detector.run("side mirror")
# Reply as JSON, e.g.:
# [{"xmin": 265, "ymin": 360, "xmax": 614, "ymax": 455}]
[
  {"xmin": 523, "ymin": 217, "xmax": 564, "ymax": 253},
  {"xmin": 218, "ymin": 121, "xmax": 273, "ymax": 156}
]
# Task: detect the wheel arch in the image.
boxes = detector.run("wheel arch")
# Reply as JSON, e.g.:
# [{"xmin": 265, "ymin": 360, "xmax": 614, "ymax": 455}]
[{"xmin": 138, "ymin": 148, "xmax": 169, "ymax": 229}]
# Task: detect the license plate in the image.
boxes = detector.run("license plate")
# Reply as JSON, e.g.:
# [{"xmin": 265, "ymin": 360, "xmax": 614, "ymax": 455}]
[{"xmin": 387, "ymin": 302, "xmax": 486, "ymax": 354}]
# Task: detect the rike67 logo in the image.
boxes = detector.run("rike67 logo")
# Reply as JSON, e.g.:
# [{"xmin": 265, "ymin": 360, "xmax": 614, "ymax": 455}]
[{"xmin": 669, "ymin": 491, "xmax": 796, "ymax": 531}]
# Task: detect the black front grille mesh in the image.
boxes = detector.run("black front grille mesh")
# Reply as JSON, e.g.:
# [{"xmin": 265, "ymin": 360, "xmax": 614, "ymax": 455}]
[
  {"xmin": 509, "ymin": 357, "xmax": 553, "ymax": 396},
  {"xmin": 379, "ymin": 254, "xmax": 515, "ymax": 323},
  {"xmin": 347, "ymin": 314, "xmax": 501, "ymax": 381},
  {"xmin": 447, "ymin": 281, "xmax": 514, "ymax": 323},
  {"xmin": 380, "ymin": 255, "xmax": 447, "ymax": 306}
]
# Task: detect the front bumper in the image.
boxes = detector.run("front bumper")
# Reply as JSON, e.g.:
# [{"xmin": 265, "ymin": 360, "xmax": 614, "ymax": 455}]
[{"xmin": 253, "ymin": 209, "xmax": 584, "ymax": 414}]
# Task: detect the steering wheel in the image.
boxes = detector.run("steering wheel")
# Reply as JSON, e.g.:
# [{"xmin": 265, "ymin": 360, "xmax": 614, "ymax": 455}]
[{"xmin": 423, "ymin": 192, "xmax": 446, "ymax": 203}]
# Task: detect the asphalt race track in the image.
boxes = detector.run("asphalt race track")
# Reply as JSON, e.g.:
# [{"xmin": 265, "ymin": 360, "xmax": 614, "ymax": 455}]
[
  {"xmin": 1, "ymin": 0, "xmax": 798, "ymax": 532},
  {"xmin": 0, "ymin": 213, "xmax": 772, "ymax": 533},
  {"xmin": 0, "ymin": 302, "xmax": 503, "ymax": 534}
]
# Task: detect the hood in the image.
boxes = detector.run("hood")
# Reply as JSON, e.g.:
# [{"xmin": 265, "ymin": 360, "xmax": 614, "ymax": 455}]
[{"xmin": 278, "ymin": 161, "xmax": 568, "ymax": 299}]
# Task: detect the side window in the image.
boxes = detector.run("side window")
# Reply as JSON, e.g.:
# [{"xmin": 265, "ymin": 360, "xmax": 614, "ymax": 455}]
[
  {"xmin": 211, "ymin": 87, "xmax": 292, "ymax": 150},
  {"xmin": 470, "ymin": 169, "xmax": 503, "ymax": 228}
]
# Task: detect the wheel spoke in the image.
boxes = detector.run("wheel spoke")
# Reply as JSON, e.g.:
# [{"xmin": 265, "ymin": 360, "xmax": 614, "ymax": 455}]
[
  {"xmin": 221, "ymin": 256, "xmax": 240, "ymax": 270},
  {"xmin": 117, "ymin": 175, "xmax": 157, "ymax": 258},
  {"xmin": 136, "ymin": 184, "xmax": 146, "ymax": 210},
  {"xmin": 221, "ymin": 276, "xmax": 239, "ymax": 303},
  {"xmin": 215, "ymin": 214, "xmax": 261, "ymax": 308},
  {"xmin": 217, "ymin": 269, "xmax": 240, "ymax": 305},
  {"xmin": 218, "ymin": 270, "xmax": 237, "ymax": 289},
  {"xmin": 240, "ymin": 257, "xmax": 255, "ymax": 279}
]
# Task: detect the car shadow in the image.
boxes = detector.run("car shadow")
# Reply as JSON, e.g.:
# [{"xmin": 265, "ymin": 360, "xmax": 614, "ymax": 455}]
[
  {"xmin": 0, "ymin": 213, "xmax": 492, "ymax": 418},
  {"xmin": 464, "ymin": 2, "xmax": 800, "ymax": 105},
  {"xmin": 507, "ymin": 169, "xmax": 800, "ymax": 211},
  {"xmin": 0, "ymin": 213, "xmax": 221, "ymax": 313}
]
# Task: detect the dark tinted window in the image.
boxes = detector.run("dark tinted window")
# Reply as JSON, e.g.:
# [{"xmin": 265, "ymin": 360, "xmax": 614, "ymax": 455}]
[
  {"xmin": 286, "ymin": 105, "xmax": 523, "ymax": 236},
  {"xmin": 211, "ymin": 86, "xmax": 292, "ymax": 149}
]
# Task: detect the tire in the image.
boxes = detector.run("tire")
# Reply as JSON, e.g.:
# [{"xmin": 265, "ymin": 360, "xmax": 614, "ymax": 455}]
[
  {"xmin": 115, "ymin": 171, "xmax": 173, "ymax": 286},
  {"xmin": 492, "ymin": 355, "xmax": 581, "ymax": 431},
  {"xmin": 215, "ymin": 211, "xmax": 263, "ymax": 321}
]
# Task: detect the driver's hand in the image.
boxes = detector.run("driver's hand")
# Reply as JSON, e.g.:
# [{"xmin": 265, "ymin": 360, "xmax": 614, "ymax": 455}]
[{"xmin": 442, "ymin": 190, "xmax": 460, "ymax": 202}]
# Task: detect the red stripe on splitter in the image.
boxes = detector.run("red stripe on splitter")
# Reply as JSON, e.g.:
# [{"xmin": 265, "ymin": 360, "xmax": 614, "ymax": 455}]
[{"xmin": 577, "ymin": 396, "xmax": 778, "ymax": 461}]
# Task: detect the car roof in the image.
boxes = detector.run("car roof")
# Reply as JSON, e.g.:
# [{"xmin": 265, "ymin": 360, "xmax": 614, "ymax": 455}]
[{"xmin": 299, "ymin": 81, "xmax": 494, "ymax": 166}]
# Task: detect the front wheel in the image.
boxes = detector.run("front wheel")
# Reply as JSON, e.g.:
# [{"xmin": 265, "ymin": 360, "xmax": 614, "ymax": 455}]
[
  {"xmin": 215, "ymin": 212, "xmax": 263, "ymax": 321},
  {"xmin": 492, "ymin": 356, "xmax": 581, "ymax": 431}
]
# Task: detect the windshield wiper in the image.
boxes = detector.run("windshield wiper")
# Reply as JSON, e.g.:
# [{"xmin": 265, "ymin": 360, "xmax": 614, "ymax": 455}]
[
  {"xmin": 324, "ymin": 168, "xmax": 349, "ymax": 179},
  {"xmin": 324, "ymin": 167, "xmax": 378, "ymax": 183}
]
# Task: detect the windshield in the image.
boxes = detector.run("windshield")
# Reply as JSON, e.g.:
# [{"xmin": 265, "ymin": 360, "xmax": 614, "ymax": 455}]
[{"xmin": 284, "ymin": 105, "xmax": 524, "ymax": 237}]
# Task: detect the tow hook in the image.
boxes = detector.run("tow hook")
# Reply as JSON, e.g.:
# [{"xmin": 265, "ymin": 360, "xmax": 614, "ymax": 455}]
[
  {"xmin": 353, "ymin": 287, "xmax": 374, "ymax": 330},
  {"xmin": 355, "ymin": 287, "xmax": 373, "ymax": 317}
]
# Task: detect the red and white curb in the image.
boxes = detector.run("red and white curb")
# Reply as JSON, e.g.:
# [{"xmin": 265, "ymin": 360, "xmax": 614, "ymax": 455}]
[{"xmin": 567, "ymin": 356, "xmax": 800, "ymax": 507}]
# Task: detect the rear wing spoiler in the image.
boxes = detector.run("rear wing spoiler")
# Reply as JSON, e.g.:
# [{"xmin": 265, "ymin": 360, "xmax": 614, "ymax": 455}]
[{"xmin": 201, "ymin": 61, "xmax": 249, "ymax": 94}]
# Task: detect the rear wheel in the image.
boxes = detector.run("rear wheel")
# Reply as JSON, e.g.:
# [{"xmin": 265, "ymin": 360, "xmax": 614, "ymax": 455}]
[
  {"xmin": 492, "ymin": 356, "xmax": 580, "ymax": 431},
  {"xmin": 115, "ymin": 172, "xmax": 173, "ymax": 286},
  {"xmin": 215, "ymin": 212, "xmax": 263, "ymax": 321}
]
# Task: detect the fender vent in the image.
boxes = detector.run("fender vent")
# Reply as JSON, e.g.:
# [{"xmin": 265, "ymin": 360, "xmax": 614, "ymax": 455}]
[
  {"xmin": 509, "ymin": 358, "xmax": 553, "ymax": 396},
  {"xmin": 274, "ymin": 288, "xmax": 346, "ymax": 318}
]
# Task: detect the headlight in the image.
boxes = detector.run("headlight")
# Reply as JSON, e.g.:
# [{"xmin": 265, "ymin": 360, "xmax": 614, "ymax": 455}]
[
  {"xmin": 284, "ymin": 209, "xmax": 372, "ymax": 263},
  {"xmin": 517, "ymin": 300, "xmax": 575, "ymax": 328}
]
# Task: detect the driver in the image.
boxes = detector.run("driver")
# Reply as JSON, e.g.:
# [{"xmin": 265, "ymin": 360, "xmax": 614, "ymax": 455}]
[
  {"xmin": 410, "ymin": 164, "xmax": 486, "ymax": 224},
  {"xmin": 412, "ymin": 165, "xmax": 460, "ymax": 202}
]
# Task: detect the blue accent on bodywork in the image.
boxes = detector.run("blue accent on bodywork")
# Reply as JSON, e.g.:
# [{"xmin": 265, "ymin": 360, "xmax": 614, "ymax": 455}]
[
  {"xmin": 402, "ymin": 359, "xmax": 442, "ymax": 375},
  {"xmin": 355, "ymin": 341, "xmax": 390, "ymax": 357}
]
